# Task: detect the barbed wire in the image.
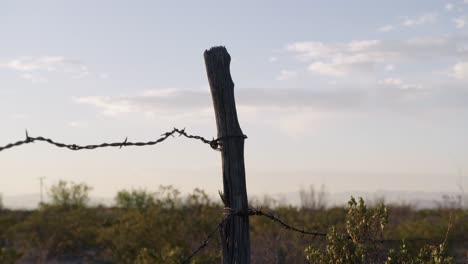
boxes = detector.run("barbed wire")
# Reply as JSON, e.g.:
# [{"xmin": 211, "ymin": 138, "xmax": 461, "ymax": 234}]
[
  {"xmin": 0, "ymin": 128, "xmax": 247, "ymax": 152},
  {"xmin": 181, "ymin": 206, "xmax": 464, "ymax": 263},
  {"xmin": 181, "ymin": 215, "xmax": 230, "ymax": 264},
  {"xmin": 0, "ymin": 127, "xmax": 458, "ymax": 262},
  {"xmin": 246, "ymin": 208, "xmax": 328, "ymax": 237},
  {"xmin": 248, "ymin": 208, "xmax": 464, "ymax": 244}
]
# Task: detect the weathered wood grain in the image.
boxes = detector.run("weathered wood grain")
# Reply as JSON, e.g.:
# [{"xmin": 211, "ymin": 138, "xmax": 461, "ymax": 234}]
[{"xmin": 204, "ymin": 46, "xmax": 250, "ymax": 264}]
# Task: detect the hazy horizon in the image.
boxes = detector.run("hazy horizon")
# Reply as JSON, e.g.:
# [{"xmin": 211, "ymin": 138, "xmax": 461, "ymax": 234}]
[{"xmin": 2, "ymin": 187, "xmax": 464, "ymax": 210}]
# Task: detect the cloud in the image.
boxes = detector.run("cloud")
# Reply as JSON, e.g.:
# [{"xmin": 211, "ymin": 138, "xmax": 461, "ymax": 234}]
[
  {"xmin": 75, "ymin": 96, "xmax": 140, "ymax": 116},
  {"xmin": 286, "ymin": 41, "xmax": 337, "ymax": 60},
  {"xmin": 238, "ymin": 88, "xmax": 363, "ymax": 109},
  {"xmin": 378, "ymin": 78, "xmax": 423, "ymax": 90},
  {"xmin": 348, "ymin": 40, "xmax": 381, "ymax": 52},
  {"xmin": 308, "ymin": 62, "xmax": 346, "ymax": 77},
  {"xmin": 286, "ymin": 35, "xmax": 468, "ymax": 77},
  {"xmin": 99, "ymin": 73, "xmax": 110, "ymax": 79},
  {"xmin": 445, "ymin": 3, "xmax": 454, "ymax": 11},
  {"xmin": 0, "ymin": 56, "xmax": 90, "ymax": 81},
  {"xmin": 75, "ymin": 87, "xmax": 366, "ymax": 119},
  {"xmin": 75, "ymin": 88, "xmax": 213, "ymax": 118},
  {"xmin": 269, "ymin": 56, "xmax": 278, "ymax": 62},
  {"xmin": 378, "ymin": 78, "xmax": 403, "ymax": 86},
  {"xmin": 453, "ymin": 62, "xmax": 468, "ymax": 79},
  {"xmin": 75, "ymin": 79, "xmax": 468, "ymax": 121},
  {"xmin": 9, "ymin": 113, "xmax": 29, "ymax": 120},
  {"xmin": 385, "ymin": 64, "xmax": 395, "ymax": 71},
  {"xmin": 73, "ymin": 81, "xmax": 468, "ymax": 140},
  {"xmin": 379, "ymin": 25, "xmax": 396, "ymax": 32},
  {"xmin": 279, "ymin": 35, "xmax": 468, "ymax": 113},
  {"xmin": 68, "ymin": 121, "xmax": 88, "ymax": 128},
  {"xmin": 400, "ymin": 84, "xmax": 423, "ymax": 90},
  {"xmin": 20, "ymin": 73, "xmax": 47, "ymax": 83},
  {"xmin": 288, "ymin": 40, "xmax": 390, "ymax": 77},
  {"xmin": 276, "ymin": 70, "xmax": 297, "ymax": 81},
  {"xmin": 405, "ymin": 36, "xmax": 447, "ymax": 46},
  {"xmin": 401, "ymin": 13, "xmax": 438, "ymax": 27},
  {"xmin": 454, "ymin": 17, "xmax": 466, "ymax": 29}
]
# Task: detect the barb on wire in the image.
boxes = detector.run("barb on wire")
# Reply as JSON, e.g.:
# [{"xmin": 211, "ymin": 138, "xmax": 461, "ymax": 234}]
[
  {"xmin": 0, "ymin": 128, "xmax": 226, "ymax": 152},
  {"xmin": 181, "ymin": 215, "xmax": 230, "ymax": 264}
]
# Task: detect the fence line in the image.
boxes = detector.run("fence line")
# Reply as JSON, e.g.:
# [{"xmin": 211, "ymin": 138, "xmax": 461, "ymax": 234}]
[
  {"xmin": 0, "ymin": 128, "xmax": 221, "ymax": 152},
  {"xmin": 245, "ymin": 209, "xmax": 461, "ymax": 244},
  {"xmin": 182, "ymin": 214, "xmax": 231, "ymax": 264},
  {"xmin": 246, "ymin": 208, "xmax": 327, "ymax": 237},
  {"xmin": 0, "ymin": 129, "xmax": 460, "ymax": 263},
  {"xmin": 183, "ymin": 207, "xmax": 462, "ymax": 263}
]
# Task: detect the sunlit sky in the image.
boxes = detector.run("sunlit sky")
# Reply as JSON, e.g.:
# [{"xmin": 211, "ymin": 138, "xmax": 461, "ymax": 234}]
[{"xmin": 1, "ymin": 0, "xmax": 467, "ymax": 200}]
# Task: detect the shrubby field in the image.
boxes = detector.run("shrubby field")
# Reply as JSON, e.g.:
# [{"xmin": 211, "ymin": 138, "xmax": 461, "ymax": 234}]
[{"xmin": 0, "ymin": 181, "xmax": 467, "ymax": 263}]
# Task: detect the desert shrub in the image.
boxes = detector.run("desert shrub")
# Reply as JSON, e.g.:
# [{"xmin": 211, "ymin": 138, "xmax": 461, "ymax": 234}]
[
  {"xmin": 305, "ymin": 197, "xmax": 388, "ymax": 263},
  {"xmin": 48, "ymin": 180, "xmax": 92, "ymax": 208},
  {"xmin": 11, "ymin": 206, "xmax": 99, "ymax": 260},
  {"xmin": 8, "ymin": 181, "xmax": 97, "ymax": 260},
  {"xmin": 300, "ymin": 184, "xmax": 328, "ymax": 210},
  {"xmin": 0, "ymin": 247, "xmax": 22, "ymax": 264},
  {"xmin": 98, "ymin": 188, "xmax": 221, "ymax": 264},
  {"xmin": 133, "ymin": 246, "xmax": 187, "ymax": 264},
  {"xmin": 0, "ymin": 185, "xmax": 465, "ymax": 263},
  {"xmin": 184, "ymin": 188, "xmax": 211, "ymax": 207},
  {"xmin": 386, "ymin": 241, "xmax": 453, "ymax": 264},
  {"xmin": 154, "ymin": 185, "xmax": 182, "ymax": 208},
  {"xmin": 115, "ymin": 189, "xmax": 155, "ymax": 210},
  {"xmin": 305, "ymin": 197, "xmax": 454, "ymax": 264}
]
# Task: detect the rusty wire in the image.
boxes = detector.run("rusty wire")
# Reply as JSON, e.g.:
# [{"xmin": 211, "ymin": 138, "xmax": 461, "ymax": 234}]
[
  {"xmin": 0, "ymin": 128, "xmax": 235, "ymax": 152},
  {"xmin": 246, "ymin": 208, "xmax": 460, "ymax": 244},
  {"xmin": 181, "ymin": 215, "xmax": 230, "ymax": 264},
  {"xmin": 181, "ymin": 206, "xmax": 460, "ymax": 263},
  {"xmin": 183, "ymin": 205, "xmax": 459, "ymax": 263},
  {"xmin": 246, "ymin": 208, "xmax": 328, "ymax": 237}
]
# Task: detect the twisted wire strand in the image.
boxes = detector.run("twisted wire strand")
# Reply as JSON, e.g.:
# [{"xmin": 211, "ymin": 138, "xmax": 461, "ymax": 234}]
[
  {"xmin": 246, "ymin": 208, "xmax": 460, "ymax": 244},
  {"xmin": 0, "ymin": 128, "xmax": 233, "ymax": 152},
  {"xmin": 247, "ymin": 208, "xmax": 327, "ymax": 237},
  {"xmin": 181, "ymin": 215, "xmax": 230, "ymax": 264}
]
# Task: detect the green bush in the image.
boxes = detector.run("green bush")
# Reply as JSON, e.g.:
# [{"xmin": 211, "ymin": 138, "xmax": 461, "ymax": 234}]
[
  {"xmin": 115, "ymin": 189, "xmax": 156, "ymax": 210},
  {"xmin": 8, "ymin": 181, "xmax": 97, "ymax": 260},
  {"xmin": 0, "ymin": 247, "xmax": 22, "ymax": 264},
  {"xmin": 11, "ymin": 206, "xmax": 99, "ymax": 259},
  {"xmin": 48, "ymin": 180, "xmax": 92, "ymax": 208},
  {"xmin": 0, "ymin": 184, "xmax": 465, "ymax": 263},
  {"xmin": 305, "ymin": 197, "xmax": 454, "ymax": 264},
  {"xmin": 386, "ymin": 242, "xmax": 453, "ymax": 264},
  {"xmin": 98, "ymin": 188, "xmax": 221, "ymax": 263}
]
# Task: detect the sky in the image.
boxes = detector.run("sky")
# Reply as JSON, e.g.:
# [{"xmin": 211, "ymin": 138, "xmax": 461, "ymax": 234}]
[{"xmin": 0, "ymin": 0, "xmax": 467, "ymax": 201}]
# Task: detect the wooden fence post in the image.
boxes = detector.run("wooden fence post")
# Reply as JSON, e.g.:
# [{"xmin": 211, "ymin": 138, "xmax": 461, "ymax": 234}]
[{"xmin": 204, "ymin": 46, "xmax": 251, "ymax": 264}]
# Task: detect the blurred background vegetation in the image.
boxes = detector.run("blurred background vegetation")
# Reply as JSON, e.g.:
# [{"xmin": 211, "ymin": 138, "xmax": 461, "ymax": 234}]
[{"xmin": 0, "ymin": 181, "xmax": 466, "ymax": 263}]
